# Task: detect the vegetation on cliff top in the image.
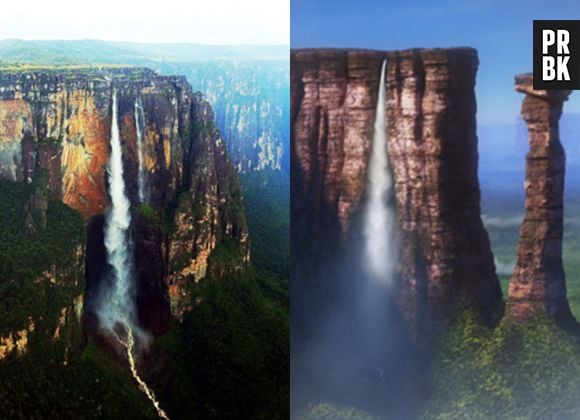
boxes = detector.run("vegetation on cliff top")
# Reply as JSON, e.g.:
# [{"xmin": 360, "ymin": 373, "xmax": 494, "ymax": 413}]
[{"xmin": 0, "ymin": 63, "xmax": 132, "ymax": 71}]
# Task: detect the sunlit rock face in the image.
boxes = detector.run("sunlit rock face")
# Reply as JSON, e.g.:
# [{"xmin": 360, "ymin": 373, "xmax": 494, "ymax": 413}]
[
  {"xmin": 291, "ymin": 48, "xmax": 501, "ymax": 337},
  {"xmin": 0, "ymin": 67, "xmax": 249, "ymax": 336},
  {"xmin": 0, "ymin": 69, "xmax": 209, "ymax": 217},
  {"xmin": 507, "ymin": 74, "xmax": 573, "ymax": 323}
]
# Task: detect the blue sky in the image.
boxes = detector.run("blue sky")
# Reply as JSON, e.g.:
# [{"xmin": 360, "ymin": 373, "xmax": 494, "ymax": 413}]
[{"xmin": 292, "ymin": 0, "xmax": 580, "ymax": 120}]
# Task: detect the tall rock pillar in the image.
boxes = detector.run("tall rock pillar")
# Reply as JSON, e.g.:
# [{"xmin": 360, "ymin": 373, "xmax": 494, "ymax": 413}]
[{"xmin": 507, "ymin": 74, "xmax": 572, "ymax": 322}]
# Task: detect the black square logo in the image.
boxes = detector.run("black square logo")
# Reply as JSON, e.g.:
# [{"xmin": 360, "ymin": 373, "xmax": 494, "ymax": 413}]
[{"xmin": 533, "ymin": 20, "xmax": 580, "ymax": 90}]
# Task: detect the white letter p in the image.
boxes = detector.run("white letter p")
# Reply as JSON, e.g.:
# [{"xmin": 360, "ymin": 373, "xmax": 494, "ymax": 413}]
[{"xmin": 543, "ymin": 29, "xmax": 555, "ymax": 54}]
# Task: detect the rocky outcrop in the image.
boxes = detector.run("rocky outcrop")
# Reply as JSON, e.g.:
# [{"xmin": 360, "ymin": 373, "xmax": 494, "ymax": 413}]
[
  {"xmin": 291, "ymin": 48, "xmax": 501, "ymax": 333},
  {"xmin": 507, "ymin": 74, "xmax": 572, "ymax": 323},
  {"xmin": 0, "ymin": 67, "xmax": 249, "ymax": 335}
]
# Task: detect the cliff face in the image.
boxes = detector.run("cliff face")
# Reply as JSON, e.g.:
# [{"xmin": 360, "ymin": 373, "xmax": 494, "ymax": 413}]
[
  {"xmin": 166, "ymin": 93, "xmax": 250, "ymax": 318},
  {"xmin": 162, "ymin": 61, "xmax": 290, "ymax": 173},
  {"xmin": 387, "ymin": 49, "xmax": 501, "ymax": 331},
  {"xmin": 507, "ymin": 74, "xmax": 572, "ymax": 323},
  {"xmin": 291, "ymin": 49, "xmax": 386, "ymax": 297},
  {"xmin": 0, "ymin": 67, "xmax": 248, "ymax": 338},
  {"xmin": 291, "ymin": 48, "xmax": 501, "ymax": 333},
  {"xmin": 0, "ymin": 69, "xmax": 190, "ymax": 216}
]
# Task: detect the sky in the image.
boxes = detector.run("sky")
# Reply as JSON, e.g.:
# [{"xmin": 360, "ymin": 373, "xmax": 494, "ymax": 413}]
[
  {"xmin": 0, "ymin": 0, "xmax": 289, "ymax": 45},
  {"xmin": 292, "ymin": 0, "xmax": 580, "ymax": 120}
]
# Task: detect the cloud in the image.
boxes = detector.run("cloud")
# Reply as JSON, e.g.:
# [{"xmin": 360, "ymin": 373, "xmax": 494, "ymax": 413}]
[
  {"xmin": 482, "ymin": 214, "xmax": 523, "ymax": 228},
  {"xmin": 494, "ymin": 258, "xmax": 515, "ymax": 276}
]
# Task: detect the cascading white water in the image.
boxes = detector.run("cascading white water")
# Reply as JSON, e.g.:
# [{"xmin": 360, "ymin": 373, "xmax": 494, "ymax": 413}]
[
  {"xmin": 363, "ymin": 59, "xmax": 396, "ymax": 285},
  {"xmin": 134, "ymin": 98, "xmax": 146, "ymax": 202},
  {"xmin": 100, "ymin": 88, "xmax": 135, "ymax": 331},
  {"xmin": 100, "ymin": 89, "xmax": 169, "ymax": 420}
]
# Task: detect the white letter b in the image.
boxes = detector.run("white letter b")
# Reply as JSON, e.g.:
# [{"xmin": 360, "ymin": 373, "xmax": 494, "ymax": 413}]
[{"xmin": 543, "ymin": 56, "xmax": 556, "ymax": 81}]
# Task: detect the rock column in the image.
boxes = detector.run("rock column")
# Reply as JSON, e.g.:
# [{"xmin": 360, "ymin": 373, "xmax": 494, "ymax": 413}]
[{"xmin": 507, "ymin": 74, "xmax": 572, "ymax": 322}]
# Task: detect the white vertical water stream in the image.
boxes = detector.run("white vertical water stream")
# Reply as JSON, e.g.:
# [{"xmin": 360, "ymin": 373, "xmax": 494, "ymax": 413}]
[
  {"xmin": 102, "ymin": 88, "xmax": 134, "ymax": 329},
  {"xmin": 134, "ymin": 98, "xmax": 146, "ymax": 202},
  {"xmin": 363, "ymin": 60, "xmax": 396, "ymax": 285}
]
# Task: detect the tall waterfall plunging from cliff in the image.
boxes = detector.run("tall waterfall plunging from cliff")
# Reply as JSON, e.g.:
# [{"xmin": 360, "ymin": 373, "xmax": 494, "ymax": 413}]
[
  {"xmin": 363, "ymin": 60, "xmax": 396, "ymax": 285},
  {"xmin": 100, "ymin": 89, "xmax": 135, "ymax": 331},
  {"xmin": 134, "ymin": 98, "xmax": 146, "ymax": 202},
  {"xmin": 100, "ymin": 89, "xmax": 169, "ymax": 420}
]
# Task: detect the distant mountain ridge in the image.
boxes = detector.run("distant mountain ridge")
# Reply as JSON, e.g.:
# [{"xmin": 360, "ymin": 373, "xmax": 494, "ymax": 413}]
[{"xmin": 0, "ymin": 39, "xmax": 288, "ymax": 64}]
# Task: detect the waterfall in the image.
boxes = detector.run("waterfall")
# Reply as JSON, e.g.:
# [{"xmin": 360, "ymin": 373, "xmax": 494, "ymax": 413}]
[
  {"xmin": 363, "ymin": 59, "xmax": 396, "ymax": 285},
  {"xmin": 100, "ymin": 88, "xmax": 135, "ymax": 331},
  {"xmin": 100, "ymin": 89, "xmax": 169, "ymax": 420},
  {"xmin": 134, "ymin": 98, "xmax": 146, "ymax": 202}
]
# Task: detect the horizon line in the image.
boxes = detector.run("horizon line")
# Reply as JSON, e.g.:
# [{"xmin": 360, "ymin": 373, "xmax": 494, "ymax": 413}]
[{"xmin": 0, "ymin": 38, "xmax": 290, "ymax": 48}]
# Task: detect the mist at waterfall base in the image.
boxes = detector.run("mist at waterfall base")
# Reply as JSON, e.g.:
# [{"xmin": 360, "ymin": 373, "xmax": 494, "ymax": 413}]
[{"xmin": 292, "ymin": 61, "xmax": 425, "ymax": 418}]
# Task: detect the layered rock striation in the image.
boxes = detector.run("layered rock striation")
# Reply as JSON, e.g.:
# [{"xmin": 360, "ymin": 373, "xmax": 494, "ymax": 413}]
[
  {"xmin": 291, "ymin": 49, "xmax": 386, "ymax": 290},
  {"xmin": 291, "ymin": 48, "xmax": 501, "ymax": 333},
  {"xmin": 507, "ymin": 74, "xmax": 572, "ymax": 323},
  {"xmin": 0, "ymin": 67, "xmax": 187, "ymax": 216},
  {"xmin": 387, "ymin": 48, "xmax": 501, "ymax": 332},
  {"xmin": 0, "ymin": 67, "xmax": 249, "ymax": 337}
]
